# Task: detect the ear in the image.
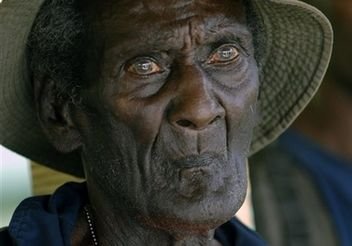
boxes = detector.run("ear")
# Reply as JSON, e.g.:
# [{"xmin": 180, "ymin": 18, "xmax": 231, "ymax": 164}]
[{"xmin": 33, "ymin": 77, "xmax": 82, "ymax": 153}]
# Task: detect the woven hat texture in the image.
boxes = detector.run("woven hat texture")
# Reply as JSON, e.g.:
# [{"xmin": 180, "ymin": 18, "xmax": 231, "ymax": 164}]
[{"xmin": 0, "ymin": 0, "xmax": 333, "ymax": 177}]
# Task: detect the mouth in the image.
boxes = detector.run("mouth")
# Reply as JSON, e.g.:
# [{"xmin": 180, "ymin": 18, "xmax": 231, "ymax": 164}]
[
  {"xmin": 172, "ymin": 153, "xmax": 228, "ymax": 199},
  {"xmin": 172, "ymin": 152, "xmax": 225, "ymax": 168}
]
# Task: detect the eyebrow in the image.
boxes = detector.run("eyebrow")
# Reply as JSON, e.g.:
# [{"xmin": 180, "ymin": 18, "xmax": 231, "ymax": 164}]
[
  {"xmin": 105, "ymin": 20, "xmax": 252, "ymax": 60},
  {"xmin": 201, "ymin": 24, "xmax": 253, "ymax": 47}
]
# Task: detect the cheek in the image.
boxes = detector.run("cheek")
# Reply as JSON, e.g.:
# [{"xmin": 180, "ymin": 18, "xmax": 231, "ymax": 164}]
[
  {"xmin": 222, "ymin": 75, "xmax": 259, "ymax": 123},
  {"xmin": 74, "ymin": 103, "xmax": 140, "ymax": 170},
  {"xmin": 233, "ymin": 84, "xmax": 258, "ymax": 116},
  {"xmin": 215, "ymin": 57, "xmax": 259, "ymax": 115},
  {"xmin": 80, "ymin": 122, "xmax": 146, "ymax": 205},
  {"xmin": 234, "ymin": 63, "xmax": 259, "ymax": 119},
  {"xmin": 221, "ymin": 76, "xmax": 260, "ymax": 153},
  {"xmin": 112, "ymin": 97, "xmax": 167, "ymax": 144}
]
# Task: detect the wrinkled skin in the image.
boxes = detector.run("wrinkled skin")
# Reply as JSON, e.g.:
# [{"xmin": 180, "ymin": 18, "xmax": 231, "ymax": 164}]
[{"xmin": 36, "ymin": 0, "xmax": 259, "ymax": 245}]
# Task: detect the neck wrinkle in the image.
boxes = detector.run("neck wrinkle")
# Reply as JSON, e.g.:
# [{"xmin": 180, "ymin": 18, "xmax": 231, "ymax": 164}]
[{"xmin": 86, "ymin": 180, "xmax": 219, "ymax": 246}]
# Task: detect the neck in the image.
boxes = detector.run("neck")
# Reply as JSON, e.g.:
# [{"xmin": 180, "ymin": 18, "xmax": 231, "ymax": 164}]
[
  {"xmin": 81, "ymin": 181, "xmax": 221, "ymax": 246},
  {"xmin": 293, "ymin": 81, "xmax": 352, "ymax": 161}
]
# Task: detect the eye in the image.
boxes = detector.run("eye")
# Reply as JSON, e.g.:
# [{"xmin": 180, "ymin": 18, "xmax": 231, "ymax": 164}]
[
  {"xmin": 207, "ymin": 44, "xmax": 240, "ymax": 64},
  {"xmin": 126, "ymin": 58, "xmax": 162, "ymax": 76}
]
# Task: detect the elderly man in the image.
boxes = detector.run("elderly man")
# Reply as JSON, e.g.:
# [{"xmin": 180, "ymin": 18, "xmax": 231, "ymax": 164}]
[{"xmin": 0, "ymin": 0, "xmax": 332, "ymax": 245}]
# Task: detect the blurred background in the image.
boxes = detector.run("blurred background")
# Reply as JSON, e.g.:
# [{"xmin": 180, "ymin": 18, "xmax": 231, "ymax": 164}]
[{"xmin": 0, "ymin": 147, "xmax": 82, "ymax": 227}]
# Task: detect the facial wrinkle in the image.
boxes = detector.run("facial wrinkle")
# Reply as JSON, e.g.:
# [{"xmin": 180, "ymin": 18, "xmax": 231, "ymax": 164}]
[
  {"xmin": 180, "ymin": 19, "xmax": 196, "ymax": 52},
  {"xmin": 141, "ymin": 0, "xmax": 194, "ymax": 12}
]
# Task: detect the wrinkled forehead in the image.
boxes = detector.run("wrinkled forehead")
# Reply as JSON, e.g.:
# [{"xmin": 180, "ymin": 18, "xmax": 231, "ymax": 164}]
[
  {"xmin": 87, "ymin": 0, "xmax": 246, "ymax": 20},
  {"xmin": 85, "ymin": 0, "xmax": 246, "ymax": 33},
  {"xmin": 84, "ymin": 0, "xmax": 248, "ymax": 50}
]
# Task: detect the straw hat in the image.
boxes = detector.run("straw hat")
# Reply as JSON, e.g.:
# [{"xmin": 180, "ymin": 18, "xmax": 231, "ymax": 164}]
[{"xmin": 0, "ymin": 0, "xmax": 333, "ymax": 177}]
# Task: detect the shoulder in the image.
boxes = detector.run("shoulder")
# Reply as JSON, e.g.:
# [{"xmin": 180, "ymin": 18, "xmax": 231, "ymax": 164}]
[
  {"xmin": 6, "ymin": 182, "xmax": 88, "ymax": 245},
  {"xmin": 216, "ymin": 218, "xmax": 267, "ymax": 246}
]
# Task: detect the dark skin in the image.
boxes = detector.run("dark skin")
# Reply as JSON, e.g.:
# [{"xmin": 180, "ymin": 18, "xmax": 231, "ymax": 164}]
[{"xmin": 35, "ymin": 0, "xmax": 259, "ymax": 245}]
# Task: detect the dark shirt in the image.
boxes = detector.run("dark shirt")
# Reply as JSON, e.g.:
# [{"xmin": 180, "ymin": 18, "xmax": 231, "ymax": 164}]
[{"xmin": 1, "ymin": 182, "xmax": 266, "ymax": 246}]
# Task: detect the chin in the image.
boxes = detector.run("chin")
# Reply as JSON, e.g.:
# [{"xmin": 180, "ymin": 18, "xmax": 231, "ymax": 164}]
[
  {"xmin": 140, "ymin": 190, "xmax": 246, "ymax": 235},
  {"xmin": 140, "ymin": 161, "xmax": 248, "ymax": 234}
]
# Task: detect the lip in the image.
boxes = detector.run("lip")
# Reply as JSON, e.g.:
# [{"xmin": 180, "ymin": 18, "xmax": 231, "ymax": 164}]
[
  {"xmin": 175, "ymin": 152, "xmax": 230, "ymax": 197},
  {"xmin": 176, "ymin": 163, "xmax": 230, "ymax": 199},
  {"xmin": 171, "ymin": 152, "xmax": 223, "ymax": 169},
  {"xmin": 178, "ymin": 166, "xmax": 211, "ymax": 181},
  {"xmin": 177, "ymin": 166, "xmax": 210, "ymax": 199}
]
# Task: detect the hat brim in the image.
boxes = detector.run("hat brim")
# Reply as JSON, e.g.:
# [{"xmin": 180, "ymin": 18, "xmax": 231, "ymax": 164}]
[
  {"xmin": 0, "ymin": 0, "xmax": 332, "ymax": 177},
  {"xmin": 248, "ymin": 0, "xmax": 333, "ymax": 154}
]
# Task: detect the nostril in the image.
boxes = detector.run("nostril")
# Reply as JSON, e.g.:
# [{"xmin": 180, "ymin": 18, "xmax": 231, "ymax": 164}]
[
  {"xmin": 175, "ymin": 115, "xmax": 221, "ymax": 129},
  {"xmin": 210, "ymin": 115, "xmax": 221, "ymax": 125},
  {"xmin": 176, "ymin": 119, "xmax": 194, "ymax": 128}
]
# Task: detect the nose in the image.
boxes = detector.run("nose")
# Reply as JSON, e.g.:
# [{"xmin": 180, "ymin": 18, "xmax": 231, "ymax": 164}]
[
  {"xmin": 171, "ymin": 99, "xmax": 224, "ymax": 130},
  {"xmin": 168, "ymin": 67, "xmax": 225, "ymax": 131}
]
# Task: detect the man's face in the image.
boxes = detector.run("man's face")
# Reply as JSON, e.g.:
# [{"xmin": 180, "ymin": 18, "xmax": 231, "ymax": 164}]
[{"xmin": 77, "ymin": 0, "xmax": 259, "ymax": 233}]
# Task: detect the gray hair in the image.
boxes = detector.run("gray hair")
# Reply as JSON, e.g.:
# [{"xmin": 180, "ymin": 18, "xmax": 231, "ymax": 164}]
[{"xmin": 27, "ymin": 0, "xmax": 87, "ymax": 102}]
